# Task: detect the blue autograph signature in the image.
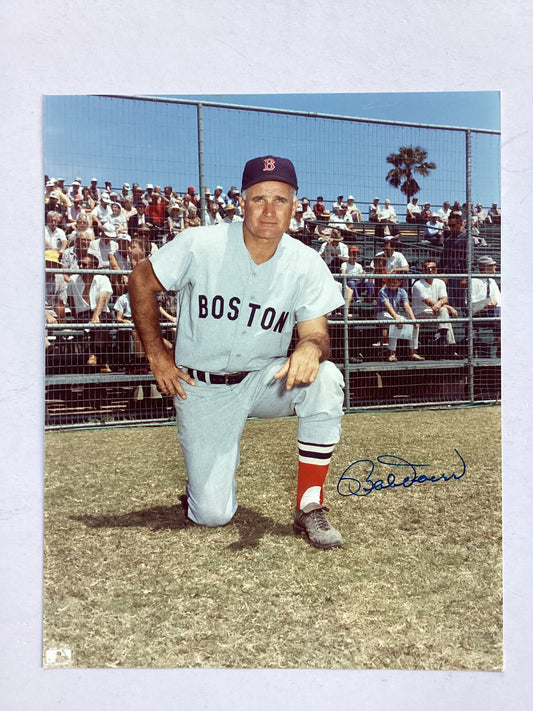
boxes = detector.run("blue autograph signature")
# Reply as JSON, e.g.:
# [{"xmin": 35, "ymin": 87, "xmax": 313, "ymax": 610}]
[{"xmin": 337, "ymin": 449, "xmax": 466, "ymax": 498}]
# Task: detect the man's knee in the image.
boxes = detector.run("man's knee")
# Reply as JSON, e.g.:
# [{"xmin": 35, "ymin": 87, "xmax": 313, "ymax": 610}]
[
  {"xmin": 186, "ymin": 489, "xmax": 236, "ymax": 527},
  {"xmin": 298, "ymin": 360, "xmax": 344, "ymax": 416},
  {"xmin": 188, "ymin": 504, "xmax": 235, "ymax": 528},
  {"xmin": 317, "ymin": 359, "xmax": 344, "ymax": 388}
]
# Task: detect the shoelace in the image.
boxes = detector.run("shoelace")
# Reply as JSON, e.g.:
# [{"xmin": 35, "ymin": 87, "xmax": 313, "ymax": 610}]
[{"xmin": 310, "ymin": 508, "xmax": 331, "ymax": 531}]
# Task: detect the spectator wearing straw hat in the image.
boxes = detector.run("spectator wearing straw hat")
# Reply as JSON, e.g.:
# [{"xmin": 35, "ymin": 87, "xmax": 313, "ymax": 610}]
[
  {"xmin": 223, "ymin": 204, "xmax": 242, "ymax": 223},
  {"xmin": 470, "ymin": 255, "xmax": 501, "ymax": 356},
  {"xmin": 167, "ymin": 204, "xmax": 184, "ymax": 238},
  {"xmin": 488, "ymin": 203, "xmax": 501, "ymax": 225},
  {"xmin": 315, "ymin": 210, "xmax": 333, "ymax": 241},
  {"xmin": 318, "ymin": 230, "xmax": 349, "ymax": 269}
]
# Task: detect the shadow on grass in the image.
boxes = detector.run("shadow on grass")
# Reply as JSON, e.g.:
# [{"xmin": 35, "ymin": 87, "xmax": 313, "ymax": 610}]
[{"xmin": 71, "ymin": 496, "xmax": 294, "ymax": 551}]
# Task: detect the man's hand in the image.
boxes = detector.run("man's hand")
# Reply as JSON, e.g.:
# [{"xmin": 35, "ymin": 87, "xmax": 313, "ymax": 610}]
[
  {"xmin": 148, "ymin": 350, "xmax": 195, "ymax": 399},
  {"xmin": 273, "ymin": 340, "xmax": 322, "ymax": 391}
]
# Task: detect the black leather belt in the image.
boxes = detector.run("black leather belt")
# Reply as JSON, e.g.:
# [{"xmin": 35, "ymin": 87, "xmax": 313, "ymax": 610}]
[{"xmin": 185, "ymin": 368, "xmax": 249, "ymax": 385}]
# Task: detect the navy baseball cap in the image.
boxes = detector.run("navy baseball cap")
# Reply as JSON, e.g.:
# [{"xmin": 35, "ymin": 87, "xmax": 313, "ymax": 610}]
[{"xmin": 241, "ymin": 155, "xmax": 298, "ymax": 192}]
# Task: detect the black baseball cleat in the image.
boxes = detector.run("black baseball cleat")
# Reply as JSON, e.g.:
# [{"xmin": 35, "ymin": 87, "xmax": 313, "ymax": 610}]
[{"xmin": 293, "ymin": 503, "xmax": 343, "ymax": 549}]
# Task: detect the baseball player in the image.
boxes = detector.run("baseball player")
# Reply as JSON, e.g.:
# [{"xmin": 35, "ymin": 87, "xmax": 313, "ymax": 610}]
[{"xmin": 129, "ymin": 156, "xmax": 345, "ymax": 549}]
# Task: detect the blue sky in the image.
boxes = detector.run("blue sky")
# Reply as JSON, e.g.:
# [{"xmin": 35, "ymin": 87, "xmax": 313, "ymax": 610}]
[
  {"xmin": 44, "ymin": 92, "xmax": 500, "ymax": 213},
  {"xmin": 167, "ymin": 92, "xmax": 500, "ymax": 131}
]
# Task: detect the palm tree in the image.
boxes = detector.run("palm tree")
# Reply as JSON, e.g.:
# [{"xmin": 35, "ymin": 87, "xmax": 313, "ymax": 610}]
[{"xmin": 385, "ymin": 146, "xmax": 436, "ymax": 202}]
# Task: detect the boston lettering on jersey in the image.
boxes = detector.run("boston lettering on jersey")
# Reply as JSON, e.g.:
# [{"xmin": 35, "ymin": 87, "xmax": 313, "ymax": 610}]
[{"xmin": 198, "ymin": 294, "xmax": 290, "ymax": 333}]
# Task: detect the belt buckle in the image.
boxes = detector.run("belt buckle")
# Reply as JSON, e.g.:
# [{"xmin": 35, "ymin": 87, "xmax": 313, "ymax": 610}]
[{"xmin": 224, "ymin": 373, "xmax": 232, "ymax": 385}]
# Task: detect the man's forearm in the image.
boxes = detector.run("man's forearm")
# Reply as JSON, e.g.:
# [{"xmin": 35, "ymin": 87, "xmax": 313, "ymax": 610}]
[
  {"xmin": 294, "ymin": 331, "xmax": 330, "ymax": 363},
  {"xmin": 129, "ymin": 269, "xmax": 167, "ymax": 359}
]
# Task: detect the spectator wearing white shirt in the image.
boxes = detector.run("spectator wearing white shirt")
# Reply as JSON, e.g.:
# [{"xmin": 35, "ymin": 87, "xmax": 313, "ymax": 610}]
[
  {"xmin": 411, "ymin": 258, "xmax": 458, "ymax": 352},
  {"xmin": 423, "ymin": 214, "xmax": 445, "ymax": 246},
  {"xmin": 45, "ymin": 212, "xmax": 68, "ymax": 257},
  {"xmin": 345, "ymin": 196, "xmax": 362, "ymax": 223},
  {"xmin": 370, "ymin": 239, "xmax": 409, "ymax": 274},
  {"xmin": 341, "ymin": 246, "xmax": 375, "ymax": 307},
  {"xmin": 377, "ymin": 198, "xmax": 399, "ymax": 237},
  {"xmin": 406, "ymin": 197, "xmax": 423, "ymax": 224},
  {"xmin": 67, "ymin": 253, "xmax": 114, "ymax": 372},
  {"xmin": 470, "ymin": 255, "xmax": 501, "ymax": 356},
  {"xmin": 222, "ymin": 204, "xmax": 243, "ymax": 223},
  {"xmin": 87, "ymin": 225, "xmax": 119, "ymax": 269},
  {"xmin": 289, "ymin": 206, "xmax": 306, "ymax": 237},
  {"xmin": 90, "ymin": 192, "xmax": 112, "ymax": 236},
  {"xmin": 474, "ymin": 203, "xmax": 488, "ymax": 226},
  {"xmin": 205, "ymin": 200, "xmax": 223, "ymax": 226},
  {"xmin": 437, "ymin": 201, "xmax": 452, "ymax": 226}
]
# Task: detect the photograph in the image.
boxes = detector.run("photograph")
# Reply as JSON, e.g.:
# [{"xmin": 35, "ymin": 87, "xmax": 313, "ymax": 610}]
[{"xmin": 43, "ymin": 92, "xmax": 502, "ymax": 671}]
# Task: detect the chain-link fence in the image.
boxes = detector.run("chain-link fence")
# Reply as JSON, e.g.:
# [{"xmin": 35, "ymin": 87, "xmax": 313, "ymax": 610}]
[{"xmin": 44, "ymin": 95, "xmax": 501, "ymax": 429}]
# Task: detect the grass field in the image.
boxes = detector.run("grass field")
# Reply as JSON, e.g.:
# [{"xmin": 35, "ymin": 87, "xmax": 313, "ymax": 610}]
[{"xmin": 43, "ymin": 405, "xmax": 502, "ymax": 670}]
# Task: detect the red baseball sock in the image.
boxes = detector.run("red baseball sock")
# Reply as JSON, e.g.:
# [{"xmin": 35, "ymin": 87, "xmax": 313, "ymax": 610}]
[{"xmin": 297, "ymin": 441, "xmax": 335, "ymax": 509}]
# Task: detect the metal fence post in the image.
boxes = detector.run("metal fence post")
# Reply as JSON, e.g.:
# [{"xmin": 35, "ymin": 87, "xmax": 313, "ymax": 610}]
[
  {"xmin": 466, "ymin": 129, "xmax": 475, "ymax": 404},
  {"xmin": 197, "ymin": 102, "xmax": 206, "ymax": 226}
]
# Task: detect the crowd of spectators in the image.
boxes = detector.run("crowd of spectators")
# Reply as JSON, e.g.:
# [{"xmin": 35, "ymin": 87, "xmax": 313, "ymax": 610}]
[{"xmin": 44, "ymin": 175, "xmax": 501, "ymax": 371}]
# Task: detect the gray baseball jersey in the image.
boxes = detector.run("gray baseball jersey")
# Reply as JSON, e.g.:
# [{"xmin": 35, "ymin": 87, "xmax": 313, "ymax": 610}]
[{"xmin": 149, "ymin": 221, "xmax": 344, "ymax": 373}]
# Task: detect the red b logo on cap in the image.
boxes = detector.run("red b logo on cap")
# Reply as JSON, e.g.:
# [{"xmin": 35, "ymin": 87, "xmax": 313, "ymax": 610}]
[{"xmin": 263, "ymin": 158, "xmax": 275, "ymax": 172}]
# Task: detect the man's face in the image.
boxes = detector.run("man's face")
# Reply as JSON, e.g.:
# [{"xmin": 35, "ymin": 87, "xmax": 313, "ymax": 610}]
[
  {"xmin": 76, "ymin": 233, "xmax": 92, "ymax": 251},
  {"xmin": 47, "ymin": 214, "xmax": 59, "ymax": 229},
  {"xmin": 240, "ymin": 180, "xmax": 297, "ymax": 243},
  {"xmin": 448, "ymin": 214, "xmax": 463, "ymax": 234},
  {"xmin": 481, "ymin": 264, "xmax": 496, "ymax": 275},
  {"xmin": 423, "ymin": 262, "xmax": 437, "ymax": 277},
  {"xmin": 79, "ymin": 256, "xmax": 93, "ymax": 270},
  {"xmin": 383, "ymin": 244, "xmax": 393, "ymax": 257}
]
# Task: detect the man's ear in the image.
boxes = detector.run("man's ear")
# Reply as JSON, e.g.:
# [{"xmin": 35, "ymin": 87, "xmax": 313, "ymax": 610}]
[{"xmin": 292, "ymin": 199, "xmax": 299, "ymax": 218}]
